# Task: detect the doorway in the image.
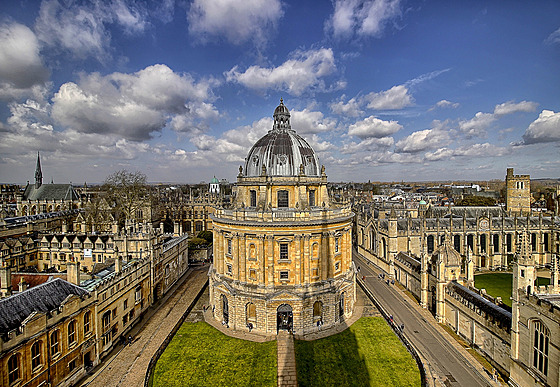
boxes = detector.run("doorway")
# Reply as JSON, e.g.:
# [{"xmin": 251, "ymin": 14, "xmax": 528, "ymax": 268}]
[{"xmin": 277, "ymin": 304, "xmax": 293, "ymax": 332}]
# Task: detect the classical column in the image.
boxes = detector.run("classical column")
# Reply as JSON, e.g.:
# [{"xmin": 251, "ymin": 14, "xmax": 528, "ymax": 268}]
[
  {"xmin": 303, "ymin": 234, "xmax": 311, "ymax": 283},
  {"xmin": 258, "ymin": 234, "xmax": 266, "ymax": 284},
  {"xmin": 233, "ymin": 232, "xmax": 240, "ymax": 281},
  {"xmin": 295, "ymin": 235, "xmax": 302, "ymax": 284},
  {"xmin": 239, "ymin": 233, "xmax": 246, "ymax": 282},
  {"xmin": 266, "ymin": 235, "xmax": 274, "ymax": 285}
]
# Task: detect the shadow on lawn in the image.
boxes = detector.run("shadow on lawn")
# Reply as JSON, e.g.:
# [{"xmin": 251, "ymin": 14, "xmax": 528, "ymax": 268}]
[{"xmin": 295, "ymin": 328, "xmax": 370, "ymax": 387}]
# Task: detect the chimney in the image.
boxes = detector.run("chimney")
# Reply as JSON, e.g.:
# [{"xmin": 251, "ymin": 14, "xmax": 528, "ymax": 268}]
[
  {"xmin": 115, "ymin": 255, "xmax": 123, "ymax": 273},
  {"xmin": 67, "ymin": 260, "xmax": 81, "ymax": 286},
  {"xmin": 1, "ymin": 266, "xmax": 12, "ymax": 297},
  {"xmin": 18, "ymin": 277, "xmax": 28, "ymax": 292}
]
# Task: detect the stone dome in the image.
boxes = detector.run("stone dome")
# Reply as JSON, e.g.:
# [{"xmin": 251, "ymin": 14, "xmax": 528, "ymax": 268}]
[{"xmin": 244, "ymin": 99, "xmax": 320, "ymax": 177}]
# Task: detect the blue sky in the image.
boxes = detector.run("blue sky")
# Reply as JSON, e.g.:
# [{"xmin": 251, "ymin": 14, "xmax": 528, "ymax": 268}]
[{"xmin": 0, "ymin": 0, "xmax": 559, "ymax": 184}]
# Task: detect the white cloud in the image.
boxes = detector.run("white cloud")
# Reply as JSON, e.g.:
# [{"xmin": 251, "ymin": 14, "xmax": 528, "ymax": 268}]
[
  {"xmin": 225, "ymin": 48, "xmax": 337, "ymax": 96},
  {"xmin": 291, "ymin": 108, "xmax": 337, "ymax": 134},
  {"xmin": 431, "ymin": 99, "xmax": 459, "ymax": 110},
  {"xmin": 521, "ymin": 110, "xmax": 560, "ymax": 144},
  {"xmin": 458, "ymin": 100, "xmax": 539, "ymax": 138},
  {"xmin": 0, "ymin": 22, "xmax": 50, "ymax": 100},
  {"xmin": 348, "ymin": 115, "xmax": 402, "ymax": 139},
  {"xmin": 188, "ymin": 0, "xmax": 283, "ymax": 47},
  {"xmin": 34, "ymin": 0, "xmax": 149, "ymax": 61},
  {"xmin": 458, "ymin": 112, "xmax": 494, "ymax": 138},
  {"xmin": 51, "ymin": 64, "xmax": 216, "ymax": 141},
  {"xmin": 424, "ymin": 143, "xmax": 509, "ymax": 161},
  {"xmin": 327, "ymin": 0, "xmax": 402, "ymax": 39},
  {"xmin": 545, "ymin": 27, "xmax": 560, "ymax": 45},
  {"xmin": 395, "ymin": 120, "xmax": 451, "ymax": 153},
  {"xmin": 493, "ymin": 100, "xmax": 538, "ymax": 116},
  {"xmin": 340, "ymin": 136, "xmax": 394, "ymax": 154},
  {"xmin": 364, "ymin": 85, "xmax": 413, "ymax": 110},
  {"xmin": 329, "ymin": 95, "xmax": 363, "ymax": 117}
]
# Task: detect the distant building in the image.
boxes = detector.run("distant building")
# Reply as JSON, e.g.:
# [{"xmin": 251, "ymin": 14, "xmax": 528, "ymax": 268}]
[{"xmin": 506, "ymin": 168, "xmax": 531, "ymax": 214}]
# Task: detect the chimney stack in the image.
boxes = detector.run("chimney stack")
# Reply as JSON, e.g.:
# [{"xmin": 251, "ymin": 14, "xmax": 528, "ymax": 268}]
[
  {"xmin": 18, "ymin": 277, "xmax": 28, "ymax": 292},
  {"xmin": 115, "ymin": 255, "xmax": 123, "ymax": 273},
  {"xmin": 67, "ymin": 260, "xmax": 81, "ymax": 286},
  {"xmin": 1, "ymin": 266, "xmax": 12, "ymax": 297}
]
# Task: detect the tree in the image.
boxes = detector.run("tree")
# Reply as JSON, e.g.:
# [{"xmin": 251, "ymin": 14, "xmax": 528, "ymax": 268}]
[
  {"xmin": 103, "ymin": 170, "xmax": 149, "ymax": 227},
  {"xmin": 197, "ymin": 230, "xmax": 213, "ymax": 245},
  {"xmin": 457, "ymin": 195, "xmax": 496, "ymax": 206}
]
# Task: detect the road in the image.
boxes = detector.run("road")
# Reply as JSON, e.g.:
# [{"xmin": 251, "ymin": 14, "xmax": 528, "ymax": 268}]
[{"xmin": 354, "ymin": 252, "xmax": 494, "ymax": 387}]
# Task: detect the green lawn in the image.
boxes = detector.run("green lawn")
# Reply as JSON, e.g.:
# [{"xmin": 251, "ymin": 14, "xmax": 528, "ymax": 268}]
[
  {"xmin": 474, "ymin": 273, "xmax": 550, "ymax": 307},
  {"xmin": 153, "ymin": 322, "xmax": 277, "ymax": 387},
  {"xmin": 295, "ymin": 317, "xmax": 421, "ymax": 387}
]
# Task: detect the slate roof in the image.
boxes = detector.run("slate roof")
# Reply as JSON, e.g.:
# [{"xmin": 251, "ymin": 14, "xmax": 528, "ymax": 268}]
[
  {"xmin": 0, "ymin": 278, "xmax": 88, "ymax": 335},
  {"xmin": 448, "ymin": 281, "xmax": 511, "ymax": 326},
  {"xmin": 22, "ymin": 183, "xmax": 79, "ymax": 201}
]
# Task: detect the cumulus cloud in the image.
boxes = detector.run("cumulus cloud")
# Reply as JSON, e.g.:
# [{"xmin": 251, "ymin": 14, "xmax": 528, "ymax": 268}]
[
  {"xmin": 458, "ymin": 100, "xmax": 539, "ymax": 138},
  {"xmin": 348, "ymin": 115, "xmax": 402, "ymax": 139},
  {"xmin": 188, "ymin": 0, "xmax": 283, "ymax": 47},
  {"xmin": 493, "ymin": 100, "xmax": 538, "ymax": 116},
  {"xmin": 225, "ymin": 48, "xmax": 338, "ymax": 96},
  {"xmin": 520, "ymin": 110, "xmax": 560, "ymax": 144},
  {"xmin": 364, "ymin": 85, "xmax": 413, "ymax": 110},
  {"xmin": 395, "ymin": 120, "xmax": 451, "ymax": 153},
  {"xmin": 329, "ymin": 95, "xmax": 363, "ymax": 117},
  {"xmin": 424, "ymin": 143, "xmax": 509, "ymax": 161},
  {"xmin": 430, "ymin": 99, "xmax": 459, "ymax": 110},
  {"xmin": 327, "ymin": 0, "xmax": 402, "ymax": 39},
  {"xmin": 291, "ymin": 108, "xmax": 337, "ymax": 134},
  {"xmin": 0, "ymin": 22, "xmax": 50, "ymax": 100},
  {"xmin": 458, "ymin": 112, "xmax": 494, "ymax": 138},
  {"xmin": 51, "ymin": 64, "xmax": 216, "ymax": 141},
  {"xmin": 35, "ymin": 0, "xmax": 149, "ymax": 61}
]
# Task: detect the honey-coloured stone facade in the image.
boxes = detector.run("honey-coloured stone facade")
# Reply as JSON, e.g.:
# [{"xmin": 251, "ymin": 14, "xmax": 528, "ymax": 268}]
[
  {"xmin": 506, "ymin": 167, "xmax": 531, "ymax": 214},
  {"xmin": 209, "ymin": 100, "xmax": 355, "ymax": 337}
]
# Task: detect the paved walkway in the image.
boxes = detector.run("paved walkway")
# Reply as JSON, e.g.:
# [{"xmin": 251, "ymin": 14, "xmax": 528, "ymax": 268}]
[
  {"xmin": 277, "ymin": 330, "xmax": 298, "ymax": 386},
  {"xmin": 78, "ymin": 266, "xmax": 209, "ymax": 387}
]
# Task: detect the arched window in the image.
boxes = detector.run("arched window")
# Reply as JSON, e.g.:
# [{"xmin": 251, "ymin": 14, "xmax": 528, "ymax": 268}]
[
  {"xmin": 453, "ymin": 235, "xmax": 461, "ymax": 253},
  {"xmin": 50, "ymin": 330, "xmax": 59, "ymax": 356},
  {"xmin": 68, "ymin": 320, "xmax": 76, "ymax": 345},
  {"xmin": 506, "ymin": 234, "xmax": 512, "ymax": 252},
  {"xmin": 427, "ymin": 235, "xmax": 434, "ymax": 254},
  {"xmin": 249, "ymin": 244, "xmax": 256, "ymax": 260},
  {"xmin": 250, "ymin": 190, "xmax": 257, "ymax": 207},
  {"xmin": 533, "ymin": 320, "xmax": 549, "ymax": 376},
  {"xmin": 313, "ymin": 301, "xmax": 323, "ymax": 322},
  {"xmin": 31, "ymin": 341, "xmax": 42, "ymax": 369},
  {"xmin": 8, "ymin": 354, "xmax": 20, "ymax": 384},
  {"xmin": 277, "ymin": 190, "xmax": 289, "ymax": 208},
  {"xmin": 467, "ymin": 235, "xmax": 474, "ymax": 252},
  {"xmin": 382, "ymin": 238, "xmax": 387, "ymax": 258},
  {"xmin": 493, "ymin": 234, "xmax": 500, "ymax": 253},
  {"xmin": 531, "ymin": 233, "xmax": 537, "ymax": 252},
  {"xmin": 84, "ymin": 311, "xmax": 91, "ymax": 334},
  {"xmin": 246, "ymin": 303, "xmax": 256, "ymax": 325},
  {"xmin": 480, "ymin": 234, "xmax": 487, "ymax": 253}
]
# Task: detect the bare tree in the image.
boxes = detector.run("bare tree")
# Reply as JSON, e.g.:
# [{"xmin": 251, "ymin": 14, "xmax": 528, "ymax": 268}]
[{"xmin": 103, "ymin": 170, "xmax": 149, "ymax": 227}]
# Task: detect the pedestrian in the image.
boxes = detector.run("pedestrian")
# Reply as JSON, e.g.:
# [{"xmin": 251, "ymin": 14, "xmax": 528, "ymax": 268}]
[
  {"xmin": 391, "ymin": 279, "xmax": 395, "ymax": 285},
  {"xmin": 128, "ymin": 335, "xmax": 132, "ymax": 345},
  {"xmin": 357, "ymin": 266, "xmax": 361, "ymax": 272},
  {"xmin": 389, "ymin": 315, "xmax": 393, "ymax": 322},
  {"xmin": 400, "ymin": 323, "xmax": 405, "ymax": 331}
]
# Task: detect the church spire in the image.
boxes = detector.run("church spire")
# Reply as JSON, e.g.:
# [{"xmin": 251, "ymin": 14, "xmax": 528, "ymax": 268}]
[{"xmin": 35, "ymin": 151, "xmax": 43, "ymax": 189}]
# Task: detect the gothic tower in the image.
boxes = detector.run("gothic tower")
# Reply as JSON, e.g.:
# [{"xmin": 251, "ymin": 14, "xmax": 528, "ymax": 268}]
[
  {"xmin": 506, "ymin": 168, "xmax": 531, "ymax": 214},
  {"xmin": 35, "ymin": 151, "xmax": 43, "ymax": 189}
]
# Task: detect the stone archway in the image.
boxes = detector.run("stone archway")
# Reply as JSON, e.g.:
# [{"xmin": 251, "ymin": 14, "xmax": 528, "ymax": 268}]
[{"xmin": 277, "ymin": 304, "xmax": 293, "ymax": 332}]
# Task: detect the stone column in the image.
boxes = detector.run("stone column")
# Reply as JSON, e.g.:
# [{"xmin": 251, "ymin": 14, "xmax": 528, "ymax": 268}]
[
  {"xmin": 258, "ymin": 235, "xmax": 266, "ymax": 284},
  {"xmin": 303, "ymin": 235, "xmax": 311, "ymax": 283},
  {"xmin": 295, "ymin": 235, "xmax": 301, "ymax": 284},
  {"xmin": 239, "ymin": 233, "xmax": 246, "ymax": 283},
  {"xmin": 233, "ymin": 232, "xmax": 240, "ymax": 281},
  {"xmin": 266, "ymin": 235, "xmax": 274, "ymax": 285}
]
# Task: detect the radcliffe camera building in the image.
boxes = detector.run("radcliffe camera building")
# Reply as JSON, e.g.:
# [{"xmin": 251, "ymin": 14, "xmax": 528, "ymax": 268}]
[{"xmin": 208, "ymin": 100, "xmax": 356, "ymax": 335}]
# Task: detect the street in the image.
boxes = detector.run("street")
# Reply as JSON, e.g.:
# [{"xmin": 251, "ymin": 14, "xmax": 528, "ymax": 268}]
[{"xmin": 355, "ymin": 252, "xmax": 494, "ymax": 387}]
